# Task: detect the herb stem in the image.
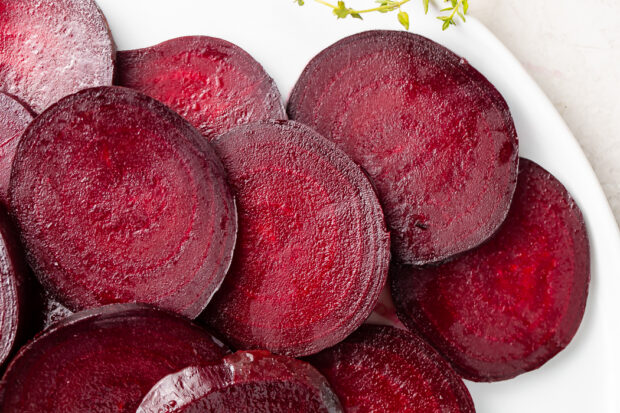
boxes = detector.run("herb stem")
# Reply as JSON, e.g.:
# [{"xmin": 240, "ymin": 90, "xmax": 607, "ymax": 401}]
[{"xmin": 313, "ymin": 0, "xmax": 411, "ymax": 15}]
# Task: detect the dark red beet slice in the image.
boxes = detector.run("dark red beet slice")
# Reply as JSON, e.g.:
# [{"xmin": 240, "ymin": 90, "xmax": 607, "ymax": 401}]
[
  {"xmin": 116, "ymin": 36, "xmax": 286, "ymax": 140},
  {"xmin": 0, "ymin": 0, "xmax": 115, "ymax": 113},
  {"xmin": 391, "ymin": 158, "xmax": 590, "ymax": 381},
  {"xmin": 308, "ymin": 325, "xmax": 474, "ymax": 412},
  {"xmin": 9, "ymin": 86, "xmax": 237, "ymax": 318},
  {"xmin": 0, "ymin": 304, "xmax": 228, "ymax": 412},
  {"xmin": 0, "ymin": 205, "xmax": 36, "ymax": 367},
  {"xmin": 0, "ymin": 92, "xmax": 33, "ymax": 204},
  {"xmin": 203, "ymin": 120, "xmax": 390, "ymax": 357},
  {"xmin": 288, "ymin": 30, "xmax": 518, "ymax": 265},
  {"xmin": 137, "ymin": 350, "xmax": 343, "ymax": 412}
]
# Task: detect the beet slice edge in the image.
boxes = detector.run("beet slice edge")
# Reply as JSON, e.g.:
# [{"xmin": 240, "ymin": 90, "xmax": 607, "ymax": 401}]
[{"xmin": 391, "ymin": 158, "xmax": 590, "ymax": 381}]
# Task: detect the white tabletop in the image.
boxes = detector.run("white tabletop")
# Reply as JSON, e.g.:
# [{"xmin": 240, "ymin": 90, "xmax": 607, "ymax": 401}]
[{"xmin": 470, "ymin": 0, "xmax": 620, "ymax": 225}]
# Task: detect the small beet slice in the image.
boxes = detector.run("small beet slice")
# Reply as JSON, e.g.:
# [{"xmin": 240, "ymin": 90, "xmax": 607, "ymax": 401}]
[
  {"xmin": 9, "ymin": 86, "xmax": 237, "ymax": 318},
  {"xmin": 137, "ymin": 350, "xmax": 343, "ymax": 413},
  {"xmin": 0, "ymin": 304, "xmax": 228, "ymax": 413},
  {"xmin": 391, "ymin": 158, "xmax": 590, "ymax": 381},
  {"xmin": 203, "ymin": 120, "xmax": 390, "ymax": 357},
  {"xmin": 288, "ymin": 30, "xmax": 518, "ymax": 265},
  {"xmin": 0, "ymin": 92, "xmax": 33, "ymax": 204},
  {"xmin": 0, "ymin": 0, "xmax": 115, "ymax": 113},
  {"xmin": 308, "ymin": 325, "xmax": 475, "ymax": 412},
  {"xmin": 116, "ymin": 36, "xmax": 286, "ymax": 140}
]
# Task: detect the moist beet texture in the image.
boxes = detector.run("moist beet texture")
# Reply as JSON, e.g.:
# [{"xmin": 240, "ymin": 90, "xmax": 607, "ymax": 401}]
[
  {"xmin": 391, "ymin": 158, "xmax": 590, "ymax": 381},
  {"xmin": 9, "ymin": 86, "xmax": 237, "ymax": 318},
  {"xmin": 0, "ymin": 92, "xmax": 32, "ymax": 205},
  {"xmin": 0, "ymin": 205, "xmax": 35, "ymax": 367},
  {"xmin": 308, "ymin": 325, "xmax": 475, "ymax": 412},
  {"xmin": 203, "ymin": 120, "xmax": 390, "ymax": 357},
  {"xmin": 288, "ymin": 30, "xmax": 518, "ymax": 265},
  {"xmin": 0, "ymin": 0, "xmax": 115, "ymax": 113},
  {"xmin": 0, "ymin": 304, "xmax": 228, "ymax": 413},
  {"xmin": 137, "ymin": 350, "xmax": 342, "ymax": 413},
  {"xmin": 116, "ymin": 36, "xmax": 286, "ymax": 140}
]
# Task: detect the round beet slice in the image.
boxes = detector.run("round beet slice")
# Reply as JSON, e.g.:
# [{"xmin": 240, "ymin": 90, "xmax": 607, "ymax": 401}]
[
  {"xmin": 308, "ymin": 325, "xmax": 474, "ymax": 412},
  {"xmin": 9, "ymin": 86, "xmax": 237, "ymax": 318},
  {"xmin": 0, "ymin": 0, "xmax": 115, "ymax": 113},
  {"xmin": 137, "ymin": 350, "xmax": 343, "ymax": 412},
  {"xmin": 0, "ymin": 304, "xmax": 228, "ymax": 413},
  {"xmin": 288, "ymin": 30, "xmax": 518, "ymax": 265},
  {"xmin": 116, "ymin": 36, "xmax": 286, "ymax": 140},
  {"xmin": 391, "ymin": 158, "xmax": 590, "ymax": 381},
  {"xmin": 202, "ymin": 120, "xmax": 390, "ymax": 357},
  {"xmin": 0, "ymin": 92, "xmax": 33, "ymax": 204}
]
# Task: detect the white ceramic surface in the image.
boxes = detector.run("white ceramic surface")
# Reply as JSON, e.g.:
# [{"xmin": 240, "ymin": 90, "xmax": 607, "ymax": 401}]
[{"xmin": 96, "ymin": 1, "xmax": 620, "ymax": 411}]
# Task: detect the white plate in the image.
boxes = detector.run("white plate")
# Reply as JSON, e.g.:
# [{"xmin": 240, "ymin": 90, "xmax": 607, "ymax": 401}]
[{"xmin": 96, "ymin": 1, "xmax": 620, "ymax": 411}]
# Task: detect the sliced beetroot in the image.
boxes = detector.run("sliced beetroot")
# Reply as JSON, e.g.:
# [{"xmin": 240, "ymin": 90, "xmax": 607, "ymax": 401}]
[
  {"xmin": 391, "ymin": 158, "xmax": 590, "ymax": 381},
  {"xmin": 0, "ymin": 205, "xmax": 36, "ymax": 367},
  {"xmin": 0, "ymin": 0, "xmax": 115, "ymax": 113},
  {"xmin": 137, "ymin": 350, "xmax": 342, "ymax": 413},
  {"xmin": 0, "ymin": 304, "xmax": 228, "ymax": 413},
  {"xmin": 116, "ymin": 36, "xmax": 286, "ymax": 140},
  {"xmin": 308, "ymin": 325, "xmax": 474, "ymax": 412},
  {"xmin": 0, "ymin": 92, "xmax": 33, "ymax": 204},
  {"xmin": 203, "ymin": 121, "xmax": 390, "ymax": 357},
  {"xmin": 288, "ymin": 30, "xmax": 518, "ymax": 265},
  {"xmin": 9, "ymin": 86, "xmax": 237, "ymax": 318}
]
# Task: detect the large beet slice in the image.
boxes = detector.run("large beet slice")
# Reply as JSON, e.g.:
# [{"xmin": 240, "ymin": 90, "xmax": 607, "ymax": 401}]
[
  {"xmin": 391, "ymin": 158, "xmax": 590, "ymax": 381},
  {"xmin": 288, "ymin": 30, "xmax": 518, "ymax": 265},
  {"xmin": 308, "ymin": 325, "xmax": 475, "ymax": 412},
  {"xmin": 0, "ymin": 0, "xmax": 115, "ymax": 113},
  {"xmin": 137, "ymin": 350, "xmax": 342, "ymax": 412},
  {"xmin": 0, "ymin": 304, "xmax": 228, "ymax": 413},
  {"xmin": 0, "ymin": 92, "xmax": 32, "ymax": 204},
  {"xmin": 116, "ymin": 36, "xmax": 286, "ymax": 140},
  {"xmin": 9, "ymin": 86, "xmax": 237, "ymax": 318},
  {"xmin": 203, "ymin": 121, "xmax": 390, "ymax": 357}
]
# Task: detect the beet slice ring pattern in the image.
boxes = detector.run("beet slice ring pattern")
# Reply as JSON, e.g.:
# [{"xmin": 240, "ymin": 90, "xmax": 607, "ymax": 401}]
[
  {"xmin": 0, "ymin": 92, "xmax": 32, "ymax": 204},
  {"xmin": 0, "ymin": 0, "xmax": 115, "ymax": 113},
  {"xmin": 391, "ymin": 158, "xmax": 590, "ymax": 382},
  {"xmin": 288, "ymin": 30, "xmax": 518, "ymax": 265},
  {"xmin": 137, "ymin": 350, "xmax": 343, "ymax": 413},
  {"xmin": 307, "ymin": 324, "xmax": 475, "ymax": 412},
  {"xmin": 116, "ymin": 36, "xmax": 286, "ymax": 140},
  {"xmin": 0, "ymin": 304, "xmax": 229, "ymax": 413},
  {"xmin": 203, "ymin": 120, "xmax": 390, "ymax": 357},
  {"xmin": 9, "ymin": 86, "xmax": 237, "ymax": 318}
]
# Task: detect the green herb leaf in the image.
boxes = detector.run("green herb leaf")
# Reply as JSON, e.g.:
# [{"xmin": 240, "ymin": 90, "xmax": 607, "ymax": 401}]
[
  {"xmin": 295, "ymin": 0, "xmax": 304, "ymax": 5},
  {"xmin": 333, "ymin": 1, "xmax": 350, "ymax": 18},
  {"xmin": 397, "ymin": 10, "xmax": 410, "ymax": 30},
  {"xmin": 442, "ymin": 19, "xmax": 451, "ymax": 30},
  {"xmin": 423, "ymin": 0, "xmax": 429, "ymax": 14}
]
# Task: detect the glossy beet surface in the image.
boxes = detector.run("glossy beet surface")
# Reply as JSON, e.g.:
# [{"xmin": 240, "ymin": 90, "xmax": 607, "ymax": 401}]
[
  {"xmin": 203, "ymin": 121, "xmax": 390, "ymax": 357},
  {"xmin": 0, "ymin": 304, "xmax": 229, "ymax": 413},
  {"xmin": 0, "ymin": 206, "xmax": 33, "ymax": 367},
  {"xmin": 137, "ymin": 350, "xmax": 343, "ymax": 413},
  {"xmin": 391, "ymin": 158, "xmax": 590, "ymax": 381},
  {"xmin": 9, "ymin": 87, "xmax": 237, "ymax": 318},
  {"xmin": 0, "ymin": 92, "xmax": 32, "ymax": 204},
  {"xmin": 288, "ymin": 30, "xmax": 518, "ymax": 265},
  {"xmin": 308, "ymin": 325, "xmax": 475, "ymax": 412},
  {"xmin": 0, "ymin": 0, "xmax": 115, "ymax": 113},
  {"xmin": 116, "ymin": 36, "xmax": 286, "ymax": 140}
]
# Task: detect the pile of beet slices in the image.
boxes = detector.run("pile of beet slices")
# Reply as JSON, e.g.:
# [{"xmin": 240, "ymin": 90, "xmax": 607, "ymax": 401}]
[{"xmin": 0, "ymin": 1, "xmax": 591, "ymax": 412}]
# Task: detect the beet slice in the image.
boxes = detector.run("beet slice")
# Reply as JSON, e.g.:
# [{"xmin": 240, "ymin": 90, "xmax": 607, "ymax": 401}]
[
  {"xmin": 0, "ymin": 92, "xmax": 33, "ymax": 204},
  {"xmin": 202, "ymin": 120, "xmax": 390, "ymax": 357},
  {"xmin": 137, "ymin": 350, "xmax": 343, "ymax": 412},
  {"xmin": 0, "ymin": 205, "xmax": 35, "ymax": 367},
  {"xmin": 288, "ymin": 30, "xmax": 518, "ymax": 265},
  {"xmin": 9, "ymin": 86, "xmax": 237, "ymax": 318},
  {"xmin": 0, "ymin": 304, "xmax": 228, "ymax": 412},
  {"xmin": 391, "ymin": 158, "xmax": 590, "ymax": 381},
  {"xmin": 116, "ymin": 36, "xmax": 286, "ymax": 140},
  {"xmin": 308, "ymin": 325, "xmax": 474, "ymax": 412},
  {"xmin": 0, "ymin": 0, "xmax": 115, "ymax": 113}
]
